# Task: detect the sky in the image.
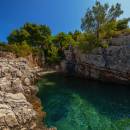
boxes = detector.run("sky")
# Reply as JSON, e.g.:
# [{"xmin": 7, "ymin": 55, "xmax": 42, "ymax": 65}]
[{"xmin": 0, "ymin": 0, "xmax": 130, "ymax": 42}]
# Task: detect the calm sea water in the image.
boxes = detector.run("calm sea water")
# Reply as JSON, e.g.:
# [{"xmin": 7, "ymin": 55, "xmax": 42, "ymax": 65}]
[{"xmin": 37, "ymin": 73, "xmax": 130, "ymax": 130}]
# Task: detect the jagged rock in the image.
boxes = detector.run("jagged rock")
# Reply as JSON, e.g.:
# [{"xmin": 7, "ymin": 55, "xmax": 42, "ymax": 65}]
[
  {"xmin": 16, "ymin": 70, "xmax": 23, "ymax": 78},
  {"xmin": 0, "ymin": 104, "xmax": 18, "ymax": 127},
  {"xmin": 0, "ymin": 77, "xmax": 12, "ymax": 92},
  {"xmin": 0, "ymin": 91, "xmax": 36, "ymax": 129},
  {"xmin": 0, "ymin": 56, "xmax": 44, "ymax": 130},
  {"xmin": 2, "ymin": 128, "xmax": 10, "ymax": 130},
  {"xmin": 24, "ymin": 78, "xmax": 31, "ymax": 86},
  {"xmin": 12, "ymin": 78, "xmax": 24, "ymax": 93},
  {"xmin": 30, "ymin": 122, "xmax": 37, "ymax": 129},
  {"xmin": 29, "ymin": 85, "xmax": 39, "ymax": 95}
]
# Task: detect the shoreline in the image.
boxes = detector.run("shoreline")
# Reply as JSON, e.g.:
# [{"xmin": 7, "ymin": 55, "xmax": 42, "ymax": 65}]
[
  {"xmin": 0, "ymin": 54, "xmax": 57, "ymax": 130},
  {"xmin": 33, "ymin": 70, "xmax": 58, "ymax": 130}
]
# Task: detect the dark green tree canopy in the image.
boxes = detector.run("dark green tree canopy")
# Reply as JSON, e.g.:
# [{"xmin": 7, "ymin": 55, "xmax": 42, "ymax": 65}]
[
  {"xmin": 8, "ymin": 23, "xmax": 51, "ymax": 47},
  {"xmin": 53, "ymin": 32, "xmax": 77, "ymax": 49},
  {"xmin": 68, "ymin": 30, "xmax": 81, "ymax": 41},
  {"xmin": 81, "ymin": 1, "xmax": 123, "ymax": 38},
  {"xmin": 116, "ymin": 18, "xmax": 130, "ymax": 30}
]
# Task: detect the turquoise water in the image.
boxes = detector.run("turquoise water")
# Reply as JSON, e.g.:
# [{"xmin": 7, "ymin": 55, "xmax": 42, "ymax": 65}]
[{"xmin": 37, "ymin": 73, "xmax": 130, "ymax": 130}]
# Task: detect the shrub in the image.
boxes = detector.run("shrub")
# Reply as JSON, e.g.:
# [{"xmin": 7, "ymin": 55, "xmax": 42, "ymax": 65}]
[
  {"xmin": 100, "ymin": 21, "xmax": 117, "ymax": 39},
  {"xmin": 47, "ymin": 45, "xmax": 60, "ymax": 64},
  {"xmin": 116, "ymin": 18, "xmax": 130, "ymax": 31},
  {"xmin": 78, "ymin": 33, "xmax": 99, "ymax": 53},
  {"xmin": 3, "ymin": 42, "xmax": 33, "ymax": 57},
  {"xmin": 101, "ymin": 41, "xmax": 109, "ymax": 48},
  {"xmin": 110, "ymin": 30, "xmax": 122, "ymax": 38},
  {"xmin": 121, "ymin": 28, "xmax": 130, "ymax": 35},
  {"xmin": 32, "ymin": 47, "xmax": 43, "ymax": 56}
]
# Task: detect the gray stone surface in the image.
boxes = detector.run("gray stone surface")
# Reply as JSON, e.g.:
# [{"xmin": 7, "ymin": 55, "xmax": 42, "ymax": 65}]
[{"xmin": 63, "ymin": 35, "xmax": 130, "ymax": 84}]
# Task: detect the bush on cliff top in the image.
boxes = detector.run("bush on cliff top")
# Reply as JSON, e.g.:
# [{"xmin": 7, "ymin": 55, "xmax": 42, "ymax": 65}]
[
  {"xmin": 1, "ymin": 1, "xmax": 130, "ymax": 63},
  {"xmin": 1, "ymin": 42, "xmax": 32, "ymax": 57},
  {"xmin": 77, "ymin": 33, "xmax": 99, "ymax": 53}
]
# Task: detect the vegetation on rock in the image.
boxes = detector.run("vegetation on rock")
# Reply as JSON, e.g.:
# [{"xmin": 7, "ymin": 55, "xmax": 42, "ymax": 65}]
[{"xmin": 0, "ymin": 1, "xmax": 130, "ymax": 63}]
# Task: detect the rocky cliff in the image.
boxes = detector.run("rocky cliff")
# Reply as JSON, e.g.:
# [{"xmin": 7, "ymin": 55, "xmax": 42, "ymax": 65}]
[
  {"xmin": 62, "ymin": 35, "xmax": 130, "ymax": 84},
  {"xmin": 0, "ymin": 52, "xmax": 55, "ymax": 130}
]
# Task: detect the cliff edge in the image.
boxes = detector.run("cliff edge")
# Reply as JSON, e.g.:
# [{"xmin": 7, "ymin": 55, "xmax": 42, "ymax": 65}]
[{"xmin": 62, "ymin": 35, "xmax": 130, "ymax": 84}]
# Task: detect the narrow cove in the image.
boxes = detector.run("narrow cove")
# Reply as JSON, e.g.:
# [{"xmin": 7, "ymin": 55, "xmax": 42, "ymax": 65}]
[{"xmin": 37, "ymin": 73, "xmax": 130, "ymax": 130}]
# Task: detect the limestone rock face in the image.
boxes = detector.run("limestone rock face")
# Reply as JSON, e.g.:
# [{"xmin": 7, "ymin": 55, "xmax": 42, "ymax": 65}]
[
  {"xmin": 24, "ymin": 78, "xmax": 31, "ymax": 86},
  {"xmin": 0, "ymin": 91, "xmax": 36, "ymax": 129},
  {"xmin": 0, "ymin": 55, "xmax": 42, "ymax": 130},
  {"xmin": 0, "ymin": 58, "xmax": 39, "ymax": 95},
  {"xmin": 63, "ymin": 35, "xmax": 130, "ymax": 84}
]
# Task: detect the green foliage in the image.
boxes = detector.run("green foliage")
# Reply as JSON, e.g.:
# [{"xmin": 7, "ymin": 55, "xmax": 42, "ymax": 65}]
[
  {"xmin": 81, "ymin": 1, "xmax": 123, "ymax": 39},
  {"xmin": 101, "ymin": 42, "xmax": 109, "ymax": 48},
  {"xmin": 53, "ymin": 32, "xmax": 78, "ymax": 49},
  {"xmin": 47, "ymin": 45, "xmax": 60, "ymax": 64},
  {"xmin": 8, "ymin": 29, "xmax": 30, "ymax": 44},
  {"xmin": 121, "ymin": 28, "xmax": 130, "ymax": 35},
  {"xmin": 116, "ymin": 18, "xmax": 130, "ymax": 31},
  {"xmin": 32, "ymin": 47, "xmax": 43, "ymax": 57},
  {"xmin": 109, "ymin": 30, "xmax": 122, "ymax": 38},
  {"xmin": 100, "ymin": 19, "xmax": 130, "ymax": 39},
  {"xmin": 68, "ymin": 30, "xmax": 81, "ymax": 41},
  {"xmin": 8, "ymin": 23, "xmax": 51, "ymax": 48},
  {"xmin": 4, "ymin": 42, "xmax": 32, "ymax": 57},
  {"xmin": 3, "ymin": 2, "xmax": 129, "ymax": 64},
  {"xmin": 78, "ymin": 33, "xmax": 99, "ymax": 53},
  {"xmin": 100, "ymin": 20, "xmax": 117, "ymax": 39},
  {"xmin": 0, "ymin": 42, "xmax": 8, "ymax": 51}
]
